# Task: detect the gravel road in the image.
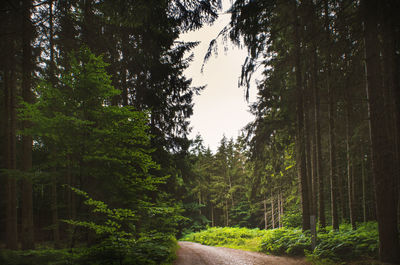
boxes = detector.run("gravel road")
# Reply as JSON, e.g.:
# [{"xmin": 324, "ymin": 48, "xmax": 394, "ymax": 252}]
[{"xmin": 174, "ymin": 241, "xmax": 311, "ymax": 265}]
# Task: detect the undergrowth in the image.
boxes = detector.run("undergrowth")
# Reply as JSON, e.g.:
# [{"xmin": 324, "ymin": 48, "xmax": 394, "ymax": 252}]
[
  {"xmin": 182, "ymin": 222, "xmax": 379, "ymax": 264},
  {"xmin": 181, "ymin": 227, "xmax": 268, "ymax": 251}
]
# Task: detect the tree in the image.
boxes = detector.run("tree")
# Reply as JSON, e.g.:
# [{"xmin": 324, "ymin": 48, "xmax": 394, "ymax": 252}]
[
  {"xmin": 362, "ymin": 0, "xmax": 400, "ymax": 262},
  {"xmin": 1, "ymin": 1, "xmax": 19, "ymax": 249},
  {"xmin": 21, "ymin": 0, "xmax": 35, "ymax": 250}
]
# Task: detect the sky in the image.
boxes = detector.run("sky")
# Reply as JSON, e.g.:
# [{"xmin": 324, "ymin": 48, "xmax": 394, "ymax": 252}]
[{"xmin": 179, "ymin": 0, "xmax": 259, "ymax": 153}]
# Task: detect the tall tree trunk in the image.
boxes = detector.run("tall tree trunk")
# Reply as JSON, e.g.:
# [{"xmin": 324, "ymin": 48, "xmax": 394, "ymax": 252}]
[
  {"xmin": 324, "ymin": 0, "xmax": 339, "ymax": 230},
  {"xmin": 271, "ymin": 192, "xmax": 275, "ymax": 229},
  {"xmin": 21, "ymin": 0, "xmax": 35, "ymax": 250},
  {"xmin": 361, "ymin": 144, "xmax": 367, "ymax": 222},
  {"xmin": 121, "ymin": 32, "xmax": 129, "ymax": 106},
  {"xmin": 49, "ymin": 0, "xmax": 60, "ymax": 248},
  {"xmin": 225, "ymin": 199, "xmax": 229, "ymax": 226},
  {"xmin": 198, "ymin": 192, "xmax": 202, "ymax": 215},
  {"xmin": 346, "ymin": 85, "xmax": 356, "ymax": 229},
  {"xmin": 381, "ymin": 0, "xmax": 400, "ymax": 231},
  {"xmin": 278, "ymin": 191, "xmax": 281, "ymax": 228},
  {"xmin": 293, "ymin": 1, "xmax": 310, "ymax": 231},
  {"xmin": 310, "ymin": 105, "xmax": 318, "ymax": 219},
  {"xmin": 363, "ymin": 0, "xmax": 400, "ymax": 262},
  {"xmin": 211, "ymin": 204, "xmax": 214, "ymax": 227},
  {"xmin": 313, "ymin": 50, "xmax": 325, "ymax": 229},
  {"xmin": 338, "ymin": 167, "xmax": 347, "ymax": 222},
  {"xmin": 306, "ymin": 0, "xmax": 324, "ymax": 229},
  {"xmin": 4, "ymin": 66, "xmax": 18, "ymax": 250},
  {"xmin": 264, "ymin": 198, "xmax": 268, "ymax": 230},
  {"xmin": 52, "ymin": 169, "xmax": 60, "ymax": 248},
  {"xmin": 304, "ymin": 91, "xmax": 314, "ymax": 218}
]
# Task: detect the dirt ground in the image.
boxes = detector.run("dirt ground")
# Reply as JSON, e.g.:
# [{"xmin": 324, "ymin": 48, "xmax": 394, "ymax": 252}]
[{"xmin": 174, "ymin": 241, "xmax": 311, "ymax": 265}]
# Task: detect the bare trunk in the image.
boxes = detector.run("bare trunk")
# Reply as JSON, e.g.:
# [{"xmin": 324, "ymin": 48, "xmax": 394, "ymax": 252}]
[
  {"xmin": 280, "ymin": 192, "xmax": 284, "ymax": 227},
  {"xmin": 311, "ymin": 111, "xmax": 318, "ymax": 219},
  {"xmin": 361, "ymin": 144, "xmax": 367, "ymax": 222},
  {"xmin": 225, "ymin": 200, "xmax": 229, "ymax": 226},
  {"xmin": 271, "ymin": 192, "xmax": 275, "ymax": 229},
  {"xmin": 264, "ymin": 199, "xmax": 268, "ymax": 230},
  {"xmin": 121, "ymin": 32, "xmax": 129, "ymax": 106},
  {"xmin": 278, "ymin": 192, "xmax": 281, "ymax": 228},
  {"xmin": 293, "ymin": 1, "xmax": 310, "ymax": 231},
  {"xmin": 21, "ymin": 0, "xmax": 35, "ymax": 250},
  {"xmin": 211, "ymin": 204, "xmax": 214, "ymax": 227},
  {"xmin": 314, "ymin": 53, "xmax": 325, "ymax": 229},
  {"xmin": 198, "ymin": 193, "xmax": 202, "ymax": 215},
  {"xmin": 49, "ymin": 1, "xmax": 60, "ymax": 248},
  {"xmin": 363, "ymin": 0, "xmax": 400, "ymax": 262},
  {"xmin": 52, "ymin": 171, "xmax": 60, "ymax": 248},
  {"xmin": 4, "ymin": 67, "xmax": 18, "ymax": 250},
  {"xmin": 346, "ymin": 87, "xmax": 356, "ymax": 229},
  {"xmin": 324, "ymin": 0, "xmax": 339, "ymax": 230},
  {"xmin": 304, "ymin": 93, "xmax": 313, "ymax": 217}
]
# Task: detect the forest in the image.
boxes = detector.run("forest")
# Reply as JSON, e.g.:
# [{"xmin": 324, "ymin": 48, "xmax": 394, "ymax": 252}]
[{"xmin": 0, "ymin": 0, "xmax": 399, "ymax": 265}]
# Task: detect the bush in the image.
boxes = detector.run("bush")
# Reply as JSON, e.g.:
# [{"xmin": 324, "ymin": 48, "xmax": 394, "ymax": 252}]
[
  {"xmin": 308, "ymin": 222, "xmax": 378, "ymax": 262},
  {"xmin": 0, "ymin": 248, "xmax": 76, "ymax": 265},
  {"xmin": 281, "ymin": 211, "xmax": 302, "ymax": 228},
  {"xmin": 260, "ymin": 222, "xmax": 378, "ymax": 263},
  {"xmin": 183, "ymin": 222, "xmax": 379, "ymax": 263},
  {"xmin": 260, "ymin": 228, "xmax": 311, "ymax": 256},
  {"xmin": 181, "ymin": 227, "xmax": 268, "ymax": 251}
]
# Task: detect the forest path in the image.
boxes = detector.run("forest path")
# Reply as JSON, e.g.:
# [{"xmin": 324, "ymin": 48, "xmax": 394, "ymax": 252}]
[{"xmin": 174, "ymin": 241, "xmax": 311, "ymax": 265}]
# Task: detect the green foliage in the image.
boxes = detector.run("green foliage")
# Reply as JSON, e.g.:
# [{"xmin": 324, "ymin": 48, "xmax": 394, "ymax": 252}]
[
  {"xmin": 307, "ymin": 222, "xmax": 379, "ymax": 263},
  {"xmin": 260, "ymin": 227, "xmax": 311, "ymax": 256},
  {"xmin": 0, "ymin": 248, "xmax": 76, "ymax": 265},
  {"xmin": 64, "ymin": 187, "xmax": 178, "ymax": 265},
  {"xmin": 260, "ymin": 222, "xmax": 379, "ymax": 262},
  {"xmin": 182, "ymin": 222, "xmax": 379, "ymax": 263},
  {"xmin": 281, "ymin": 210, "xmax": 302, "ymax": 228},
  {"xmin": 17, "ymin": 47, "xmax": 179, "ymax": 264},
  {"xmin": 181, "ymin": 227, "xmax": 268, "ymax": 251}
]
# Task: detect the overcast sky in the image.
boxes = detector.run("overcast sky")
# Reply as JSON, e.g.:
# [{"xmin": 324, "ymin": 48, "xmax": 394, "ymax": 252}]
[{"xmin": 179, "ymin": 0, "xmax": 259, "ymax": 153}]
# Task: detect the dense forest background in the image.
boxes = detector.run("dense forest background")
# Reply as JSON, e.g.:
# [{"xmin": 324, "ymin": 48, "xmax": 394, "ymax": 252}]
[{"xmin": 0, "ymin": 0, "xmax": 399, "ymax": 264}]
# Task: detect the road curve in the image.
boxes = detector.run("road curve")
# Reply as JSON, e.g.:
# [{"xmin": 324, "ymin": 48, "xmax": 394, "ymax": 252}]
[{"xmin": 174, "ymin": 241, "xmax": 310, "ymax": 265}]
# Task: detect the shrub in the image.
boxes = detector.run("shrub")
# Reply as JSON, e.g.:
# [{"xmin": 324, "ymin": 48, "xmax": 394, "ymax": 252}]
[
  {"xmin": 0, "ymin": 248, "xmax": 76, "ymax": 265},
  {"xmin": 308, "ymin": 222, "xmax": 378, "ymax": 262},
  {"xmin": 183, "ymin": 222, "xmax": 379, "ymax": 263},
  {"xmin": 182, "ymin": 227, "xmax": 268, "ymax": 251},
  {"xmin": 260, "ymin": 228, "xmax": 311, "ymax": 256}
]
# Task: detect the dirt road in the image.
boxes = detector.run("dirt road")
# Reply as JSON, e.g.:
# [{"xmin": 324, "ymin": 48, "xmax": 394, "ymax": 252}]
[{"xmin": 174, "ymin": 241, "xmax": 310, "ymax": 265}]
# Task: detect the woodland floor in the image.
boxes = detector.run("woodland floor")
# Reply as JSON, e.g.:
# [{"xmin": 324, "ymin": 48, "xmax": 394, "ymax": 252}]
[{"xmin": 174, "ymin": 241, "xmax": 311, "ymax": 265}]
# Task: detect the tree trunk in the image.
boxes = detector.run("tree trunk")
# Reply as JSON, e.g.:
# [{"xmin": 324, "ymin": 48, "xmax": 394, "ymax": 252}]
[
  {"xmin": 293, "ymin": 1, "xmax": 310, "ymax": 231},
  {"xmin": 121, "ymin": 32, "xmax": 129, "ymax": 106},
  {"xmin": 49, "ymin": 1, "xmax": 61, "ymax": 248},
  {"xmin": 264, "ymin": 198, "xmax": 268, "ymax": 230},
  {"xmin": 4, "ymin": 67, "xmax": 18, "ymax": 250},
  {"xmin": 211, "ymin": 204, "xmax": 214, "ymax": 227},
  {"xmin": 313, "ymin": 51, "xmax": 325, "ymax": 229},
  {"xmin": 271, "ymin": 194, "xmax": 275, "ymax": 229},
  {"xmin": 381, "ymin": 0, "xmax": 400, "ymax": 233},
  {"xmin": 278, "ymin": 192, "xmax": 281, "ymax": 228},
  {"xmin": 52, "ymin": 171, "xmax": 60, "ymax": 248},
  {"xmin": 198, "ymin": 193, "xmax": 202, "ymax": 215},
  {"xmin": 304, "ymin": 90, "xmax": 314, "ymax": 218},
  {"xmin": 346, "ymin": 86, "xmax": 356, "ymax": 229},
  {"xmin": 324, "ymin": 0, "xmax": 339, "ymax": 230},
  {"xmin": 225, "ymin": 199, "xmax": 229, "ymax": 226},
  {"xmin": 311, "ymin": 109, "xmax": 318, "ymax": 219},
  {"xmin": 361, "ymin": 144, "xmax": 367, "ymax": 223},
  {"xmin": 363, "ymin": 0, "xmax": 400, "ymax": 262},
  {"xmin": 21, "ymin": 0, "xmax": 35, "ymax": 250}
]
